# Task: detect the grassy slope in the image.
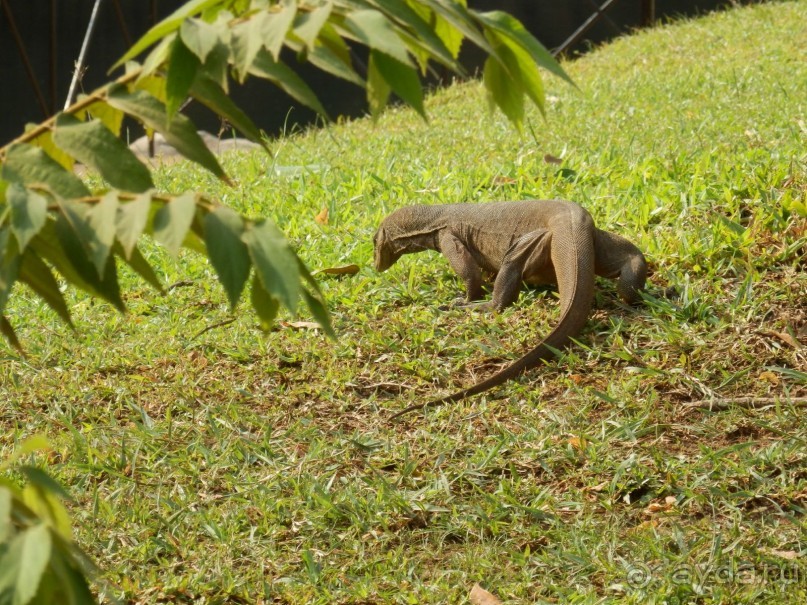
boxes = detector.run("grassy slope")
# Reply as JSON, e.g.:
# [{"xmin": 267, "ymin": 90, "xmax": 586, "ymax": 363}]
[{"xmin": 2, "ymin": 1, "xmax": 806, "ymax": 603}]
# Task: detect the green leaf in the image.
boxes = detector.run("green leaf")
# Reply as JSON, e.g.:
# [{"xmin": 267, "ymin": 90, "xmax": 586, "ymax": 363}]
[
  {"xmin": 484, "ymin": 29, "xmax": 546, "ymax": 116},
  {"xmin": 18, "ymin": 251, "xmax": 74, "ymax": 328},
  {"xmin": 189, "ymin": 76, "xmax": 266, "ymax": 145},
  {"xmin": 242, "ymin": 220, "xmax": 300, "ymax": 315},
  {"xmin": 180, "ymin": 17, "xmax": 221, "ymax": 63},
  {"xmin": 249, "ymin": 51, "xmax": 329, "ymax": 118},
  {"xmin": 28, "ymin": 130, "xmax": 74, "ymax": 172},
  {"xmin": 1, "ymin": 143, "xmax": 90, "ymax": 199},
  {"xmin": 61, "ymin": 193, "xmax": 118, "ymax": 277},
  {"xmin": 139, "ymin": 36, "xmax": 174, "ymax": 82},
  {"xmin": 115, "ymin": 193, "xmax": 153, "ymax": 260},
  {"xmin": 343, "ymin": 9, "xmax": 413, "ymax": 66},
  {"xmin": 19, "ymin": 467, "xmax": 74, "ymax": 538},
  {"xmin": 370, "ymin": 50, "xmax": 425, "ymax": 118},
  {"xmin": 52, "ymin": 114, "xmax": 154, "ymax": 193},
  {"xmin": 307, "ymin": 28, "xmax": 365, "ymax": 87},
  {"xmin": 19, "ymin": 467, "xmax": 72, "ymax": 505},
  {"xmin": 0, "ymin": 226, "xmax": 22, "ymax": 315},
  {"xmin": 420, "ymin": 0, "xmax": 495, "ymax": 60},
  {"xmin": 424, "ymin": 4, "xmax": 464, "ymax": 59},
  {"xmin": 53, "ymin": 213, "xmax": 125, "ymax": 312},
  {"xmin": 0, "ymin": 315, "xmax": 21, "ymax": 351},
  {"xmin": 366, "ymin": 53, "xmax": 391, "ymax": 119},
  {"xmin": 0, "ymin": 435, "xmax": 52, "ymax": 473},
  {"xmin": 152, "ymin": 193, "xmax": 197, "ymax": 257},
  {"xmin": 230, "ymin": 17, "xmax": 264, "ymax": 81},
  {"xmin": 474, "ymin": 10, "xmax": 574, "ymax": 86},
  {"xmin": 7, "ymin": 183, "xmax": 48, "ymax": 251},
  {"xmin": 200, "ymin": 39, "xmax": 231, "ymax": 91},
  {"xmin": 250, "ymin": 273, "xmax": 279, "ymax": 331},
  {"xmin": 106, "ymin": 86, "xmax": 228, "ymax": 182},
  {"xmin": 0, "ymin": 524, "xmax": 52, "ymax": 605},
  {"xmin": 302, "ymin": 288, "xmax": 334, "ymax": 338},
  {"xmin": 45, "ymin": 547, "xmax": 95, "ymax": 605},
  {"xmin": 295, "ymin": 255, "xmax": 325, "ymax": 298},
  {"xmin": 113, "ymin": 0, "xmax": 223, "ymax": 69},
  {"xmin": 504, "ymin": 38, "xmax": 545, "ymax": 115},
  {"xmin": 166, "ymin": 36, "xmax": 201, "ymax": 120},
  {"xmin": 261, "ymin": 0, "xmax": 297, "ymax": 61},
  {"xmin": 84, "ymin": 99, "xmax": 124, "ymax": 136},
  {"xmin": 371, "ymin": 0, "xmax": 458, "ymax": 70},
  {"xmin": 28, "ymin": 220, "xmax": 100, "ymax": 301},
  {"xmin": 114, "ymin": 242, "xmax": 164, "ymax": 294},
  {"xmin": 483, "ymin": 50, "xmax": 524, "ymax": 129},
  {"xmin": 293, "ymin": 1, "xmax": 333, "ymax": 48},
  {"xmin": 203, "ymin": 206, "xmax": 251, "ymax": 309}
]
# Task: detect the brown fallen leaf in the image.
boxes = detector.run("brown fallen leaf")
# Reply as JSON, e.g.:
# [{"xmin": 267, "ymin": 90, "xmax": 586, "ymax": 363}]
[
  {"xmin": 763, "ymin": 330, "xmax": 802, "ymax": 349},
  {"xmin": 567, "ymin": 436, "xmax": 585, "ymax": 450},
  {"xmin": 543, "ymin": 153, "xmax": 563, "ymax": 165},
  {"xmin": 758, "ymin": 370, "xmax": 779, "ymax": 385},
  {"xmin": 631, "ymin": 519, "xmax": 659, "ymax": 532},
  {"xmin": 314, "ymin": 206, "xmax": 329, "ymax": 225},
  {"xmin": 760, "ymin": 548, "xmax": 799, "ymax": 560},
  {"xmin": 586, "ymin": 480, "xmax": 609, "ymax": 493},
  {"xmin": 316, "ymin": 264, "xmax": 360, "ymax": 276},
  {"xmin": 280, "ymin": 321, "xmax": 321, "ymax": 331},
  {"xmin": 470, "ymin": 583, "xmax": 502, "ymax": 605}
]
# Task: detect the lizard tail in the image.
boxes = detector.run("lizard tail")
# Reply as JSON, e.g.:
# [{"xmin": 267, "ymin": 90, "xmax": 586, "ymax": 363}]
[{"xmin": 390, "ymin": 206, "xmax": 596, "ymax": 421}]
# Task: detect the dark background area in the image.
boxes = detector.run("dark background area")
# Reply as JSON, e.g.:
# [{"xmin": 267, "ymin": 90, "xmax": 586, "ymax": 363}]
[{"xmin": 0, "ymin": 0, "xmax": 756, "ymax": 144}]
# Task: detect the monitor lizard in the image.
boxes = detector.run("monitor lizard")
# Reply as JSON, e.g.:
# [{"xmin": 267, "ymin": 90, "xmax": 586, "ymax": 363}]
[{"xmin": 372, "ymin": 200, "xmax": 647, "ymax": 419}]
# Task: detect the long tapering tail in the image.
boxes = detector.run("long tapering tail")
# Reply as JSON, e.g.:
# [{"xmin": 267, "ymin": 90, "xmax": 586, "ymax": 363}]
[{"xmin": 390, "ymin": 207, "xmax": 596, "ymax": 421}]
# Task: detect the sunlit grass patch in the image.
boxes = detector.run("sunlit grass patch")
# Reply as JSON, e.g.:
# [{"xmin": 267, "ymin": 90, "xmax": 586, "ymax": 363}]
[{"xmin": 2, "ymin": 1, "xmax": 806, "ymax": 603}]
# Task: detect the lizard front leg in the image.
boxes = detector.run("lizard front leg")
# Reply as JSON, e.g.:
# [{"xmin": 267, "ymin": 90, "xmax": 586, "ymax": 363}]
[{"xmin": 438, "ymin": 231, "xmax": 484, "ymax": 303}]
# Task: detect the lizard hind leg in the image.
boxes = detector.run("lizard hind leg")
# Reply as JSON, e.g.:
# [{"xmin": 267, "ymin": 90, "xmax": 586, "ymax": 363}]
[{"xmin": 491, "ymin": 229, "xmax": 553, "ymax": 311}]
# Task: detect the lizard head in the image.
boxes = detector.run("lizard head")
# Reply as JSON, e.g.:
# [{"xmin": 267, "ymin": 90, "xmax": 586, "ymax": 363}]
[{"xmin": 373, "ymin": 225, "xmax": 401, "ymax": 271}]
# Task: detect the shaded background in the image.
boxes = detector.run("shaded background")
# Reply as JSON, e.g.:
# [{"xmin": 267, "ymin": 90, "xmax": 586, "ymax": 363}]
[{"xmin": 0, "ymin": 0, "xmax": 755, "ymax": 144}]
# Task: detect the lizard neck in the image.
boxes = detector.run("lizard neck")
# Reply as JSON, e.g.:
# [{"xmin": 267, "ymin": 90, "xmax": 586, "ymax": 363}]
[{"xmin": 385, "ymin": 205, "xmax": 446, "ymax": 254}]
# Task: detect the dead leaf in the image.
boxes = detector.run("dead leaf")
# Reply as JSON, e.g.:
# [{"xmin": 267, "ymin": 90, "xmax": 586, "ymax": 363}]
[
  {"xmin": 764, "ymin": 330, "xmax": 802, "ymax": 349},
  {"xmin": 280, "ymin": 321, "xmax": 321, "ymax": 331},
  {"xmin": 643, "ymin": 496, "xmax": 677, "ymax": 515},
  {"xmin": 631, "ymin": 519, "xmax": 659, "ymax": 532},
  {"xmin": 758, "ymin": 370, "xmax": 780, "ymax": 385},
  {"xmin": 760, "ymin": 548, "xmax": 799, "ymax": 560},
  {"xmin": 314, "ymin": 206, "xmax": 329, "ymax": 225},
  {"xmin": 316, "ymin": 264, "xmax": 360, "ymax": 276},
  {"xmin": 543, "ymin": 153, "xmax": 563, "ymax": 165},
  {"xmin": 470, "ymin": 583, "xmax": 502, "ymax": 605},
  {"xmin": 567, "ymin": 436, "xmax": 585, "ymax": 450},
  {"xmin": 492, "ymin": 175, "xmax": 516, "ymax": 185}
]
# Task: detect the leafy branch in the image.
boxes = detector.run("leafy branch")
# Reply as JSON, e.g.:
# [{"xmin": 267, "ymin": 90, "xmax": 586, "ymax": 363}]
[
  {"xmin": 0, "ymin": 0, "xmax": 571, "ymax": 348},
  {"xmin": 0, "ymin": 437, "xmax": 97, "ymax": 603}
]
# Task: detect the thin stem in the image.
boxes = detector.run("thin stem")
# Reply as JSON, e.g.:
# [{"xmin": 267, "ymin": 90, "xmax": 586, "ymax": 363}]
[{"xmin": 0, "ymin": 69, "xmax": 142, "ymax": 160}]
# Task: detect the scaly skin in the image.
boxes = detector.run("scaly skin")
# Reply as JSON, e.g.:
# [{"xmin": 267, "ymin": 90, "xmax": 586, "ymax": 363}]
[{"xmin": 372, "ymin": 200, "xmax": 647, "ymax": 419}]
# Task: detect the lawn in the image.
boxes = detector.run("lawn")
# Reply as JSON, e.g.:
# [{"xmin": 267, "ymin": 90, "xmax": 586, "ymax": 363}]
[{"xmin": 2, "ymin": 1, "xmax": 806, "ymax": 603}]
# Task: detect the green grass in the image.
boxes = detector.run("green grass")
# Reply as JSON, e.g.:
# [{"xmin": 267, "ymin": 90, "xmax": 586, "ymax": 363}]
[{"xmin": 3, "ymin": 1, "xmax": 807, "ymax": 603}]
